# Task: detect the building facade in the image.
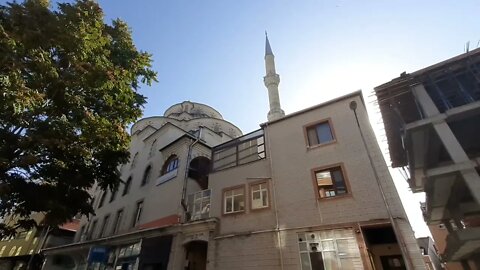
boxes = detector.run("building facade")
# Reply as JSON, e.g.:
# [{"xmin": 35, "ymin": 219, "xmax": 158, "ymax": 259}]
[
  {"xmin": 417, "ymin": 237, "xmax": 443, "ymax": 270},
  {"xmin": 42, "ymin": 37, "xmax": 426, "ymax": 270},
  {"xmin": 0, "ymin": 214, "xmax": 78, "ymax": 270},
  {"xmin": 375, "ymin": 49, "xmax": 480, "ymax": 269}
]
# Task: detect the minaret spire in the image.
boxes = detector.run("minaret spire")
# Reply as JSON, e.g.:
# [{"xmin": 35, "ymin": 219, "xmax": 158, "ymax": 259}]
[{"xmin": 263, "ymin": 33, "xmax": 285, "ymax": 121}]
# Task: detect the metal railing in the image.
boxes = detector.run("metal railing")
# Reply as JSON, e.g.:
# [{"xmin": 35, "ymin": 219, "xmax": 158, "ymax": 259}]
[{"xmin": 186, "ymin": 189, "xmax": 211, "ymax": 222}]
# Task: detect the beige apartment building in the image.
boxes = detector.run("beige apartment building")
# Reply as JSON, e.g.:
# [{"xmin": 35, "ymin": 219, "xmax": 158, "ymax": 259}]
[
  {"xmin": 375, "ymin": 49, "xmax": 480, "ymax": 269},
  {"xmin": 42, "ymin": 37, "xmax": 425, "ymax": 270},
  {"xmin": 0, "ymin": 214, "xmax": 78, "ymax": 270}
]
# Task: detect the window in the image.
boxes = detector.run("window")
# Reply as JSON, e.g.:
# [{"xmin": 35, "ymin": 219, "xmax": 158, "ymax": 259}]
[
  {"xmin": 223, "ymin": 186, "xmax": 245, "ymax": 214},
  {"xmin": 16, "ymin": 231, "xmax": 28, "ymax": 239},
  {"xmin": 314, "ymin": 166, "xmax": 348, "ymax": 199},
  {"xmin": 0, "ymin": 246, "xmax": 5, "ymax": 256},
  {"xmin": 130, "ymin": 152, "xmax": 139, "ymax": 168},
  {"xmin": 141, "ymin": 165, "xmax": 152, "ymax": 186},
  {"xmin": 77, "ymin": 225, "xmax": 85, "ymax": 242},
  {"xmin": 8, "ymin": 246, "xmax": 16, "ymax": 256},
  {"xmin": 109, "ymin": 187, "xmax": 118, "ymax": 203},
  {"xmin": 15, "ymin": 246, "xmax": 22, "ymax": 256},
  {"xmin": 88, "ymin": 220, "xmax": 98, "ymax": 240},
  {"xmin": 250, "ymin": 182, "xmax": 269, "ymax": 210},
  {"xmin": 212, "ymin": 129, "xmax": 265, "ymax": 172},
  {"xmin": 306, "ymin": 120, "xmax": 335, "ymax": 147},
  {"xmin": 298, "ymin": 229, "xmax": 364, "ymax": 270},
  {"xmin": 149, "ymin": 139, "xmax": 157, "ymax": 157},
  {"xmin": 123, "ymin": 177, "xmax": 132, "ymax": 196},
  {"xmin": 99, "ymin": 215, "xmax": 110, "ymax": 238},
  {"xmin": 98, "ymin": 191, "xmax": 107, "ymax": 208},
  {"xmin": 132, "ymin": 201, "xmax": 143, "ymax": 227},
  {"xmin": 161, "ymin": 155, "xmax": 178, "ymax": 175},
  {"xmin": 112, "ymin": 209, "xmax": 124, "ymax": 234},
  {"xmin": 25, "ymin": 231, "xmax": 32, "ymax": 241}
]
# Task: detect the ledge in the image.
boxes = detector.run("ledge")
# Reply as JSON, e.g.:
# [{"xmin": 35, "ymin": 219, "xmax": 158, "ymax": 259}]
[{"xmin": 156, "ymin": 169, "xmax": 178, "ymax": 186}]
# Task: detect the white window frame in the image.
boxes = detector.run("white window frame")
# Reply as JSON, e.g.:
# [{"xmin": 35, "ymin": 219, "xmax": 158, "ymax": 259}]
[
  {"xmin": 250, "ymin": 182, "xmax": 269, "ymax": 210},
  {"xmin": 223, "ymin": 186, "xmax": 245, "ymax": 214},
  {"xmin": 297, "ymin": 228, "xmax": 364, "ymax": 270}
]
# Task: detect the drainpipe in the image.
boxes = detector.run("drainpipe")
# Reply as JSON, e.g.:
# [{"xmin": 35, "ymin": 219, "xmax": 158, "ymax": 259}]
[
  {"xmin": 349, "ymin": 100, "xmax": 415, "ymax": 270},
  {"xmin": 264, "ymin": 123, "xmax": 285, "ymax": 270},
  {"xmin": 180, "ymin": 127, "xmax": 203, "ymax": 215}
]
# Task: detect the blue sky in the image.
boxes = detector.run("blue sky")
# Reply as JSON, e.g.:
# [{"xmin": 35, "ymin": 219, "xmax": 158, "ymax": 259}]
[
  {"xmin": 8, "ymin": 0, "xmax": 480, "ymax": 237},
  {"xmin": 93, "ymin": 0, "xmax": 480, "ymax": 132}
]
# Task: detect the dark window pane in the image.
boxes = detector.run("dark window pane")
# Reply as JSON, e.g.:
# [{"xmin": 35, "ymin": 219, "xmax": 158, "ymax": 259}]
[
  {"xmin": 315, "ymin": 167, "xmax": 348, "ymax": 198},
  {"xmin": 331, "ymin": 169, "xmax": 346, "ymax": 194},
  {"xmin": 310, "ymin": 252, "xmax": 325, "ymax": 270},
  {"xmin": 316, "ymin": 123, "xmax": 333, "ymax": 143},
  {"xmin": 123, "ymin": 177, "xmax": 132, "ymax": 196}
]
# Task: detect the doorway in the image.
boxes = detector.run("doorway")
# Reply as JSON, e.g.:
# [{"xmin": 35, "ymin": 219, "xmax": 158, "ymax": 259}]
[
  {"xmin": 184, "ymin": 241, "xmax": 207, "ymax": 270},
  {"xmin": 362, "ymin": 225, "xmax": 406, "ymax": 270}
]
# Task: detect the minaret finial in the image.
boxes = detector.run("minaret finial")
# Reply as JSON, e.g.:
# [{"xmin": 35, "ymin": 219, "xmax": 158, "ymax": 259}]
[
  {"xmin": 263, "ymin": 34, "xmax": 285, "ymax": 121},
  {"xmin": 265, "ymin": 32, "xmax": 273, "ymax": 56}
]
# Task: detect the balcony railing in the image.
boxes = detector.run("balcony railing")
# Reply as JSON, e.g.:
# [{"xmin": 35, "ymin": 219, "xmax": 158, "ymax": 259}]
[
  {"xmin": 212, "ymin": 129, "xmax": 265, "ymax": 172},
  {"xmin": 186, "ymin": 189, "xmax": 211, "ymax": 222}
]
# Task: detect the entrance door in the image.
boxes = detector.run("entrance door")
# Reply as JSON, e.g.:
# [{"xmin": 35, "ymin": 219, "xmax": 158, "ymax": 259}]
[
  {"xmin": 380, "ymin": 255, "xmax": 406, "ymax": 270},
  {"xmin": 185, "ymin": 241, "xmax": 207, "ymax": 270}
]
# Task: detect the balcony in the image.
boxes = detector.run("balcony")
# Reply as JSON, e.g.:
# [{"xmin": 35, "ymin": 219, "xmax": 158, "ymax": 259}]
[
  {"xmin": 186, "ymin": 189, "xmax": 211, "ymax": 222},
  {"xmin": 443, "ymin": 227, "xmax": 480, "ymax": 261},
  {"xmin": 212, "ymin": 129, "xmax": 265, "ymax": 172}
]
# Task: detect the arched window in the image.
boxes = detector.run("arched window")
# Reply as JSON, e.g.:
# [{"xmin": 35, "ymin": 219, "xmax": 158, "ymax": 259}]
[
  {"xmin": 188, "ymin": 156, "xmax": 211, "ymax": 190},
  {"xmin": 141, "ymin": 166, "xmax": 152, "ymax": 186},
  {"xmin": 98, "ymin": 191, "xmax": 107, "ymax": 209},
  {"xmin": 8, "ymin": 246, "xmax": 16, "ymax": 256},
  {"xmin": 149, "ymin": 139, "xmax": 157, "ymax": 157},
  {"xmin": 161, "ymin": 155, "xmax": 179, "ymax": 175},
  {"xmin": 130, "ymin": 152, "xmax": 139, "ymax": 169},
  {"xmin": 122, "ymin": 176, "xmax": 132, "ymax": 196}
]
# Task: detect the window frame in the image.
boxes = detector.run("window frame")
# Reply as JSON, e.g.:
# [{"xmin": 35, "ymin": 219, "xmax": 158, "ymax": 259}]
[
  {"xmin": 99, "ymin": 214, "xmax": 110, "ymax": 238},
  {"xmin": 112, "ymin": 209, "xmax": 124, "ymax": 235},
  {"xmin": 122, "ymin": 176, "xmax": 132, "ymax": 196},
  {"xmin": 141, "ymin": 165, "xmax": 152, "ymax": 186},
  {"xmin": 297, "ymin": 227, "xmax": 365, "ymax": 270},
  {"xmin": 132, "ymin": 200, "xmax": 144, "ymax": 228},
  {"xmin": 77, "ymin": 225, "xmax": 86, "ymax": 242},
  {"xmin": 130, "ymin": 152, "xmax": 139, "ymax": 169},
  {"xmin": 161, "ymin": 155, "xmax": 179, "ymax": 176},
  {"xmin": 222, "ymin": 185, "xmax": 246, "ymax": 215},
  {"xmin": 249, "ymin": 180, "xmax": 270, "ymax": 211},
  {"xmin": 87, "ymin": 219, "xmax": 98, "ymax": 240},
  {"xmin": 98, "ymin": 191, "xmax": 107, "ymax": 209},
  {"xmin": 109, "ymin": 186, "xmax": 118, "ymax": 203},
  {"xmin": 303, "ymin": 118, "xmax": 337, "ymax": 149},
  {"xmin": 311, "ymin": 163, "xmax": 351, "ymax": 200}
]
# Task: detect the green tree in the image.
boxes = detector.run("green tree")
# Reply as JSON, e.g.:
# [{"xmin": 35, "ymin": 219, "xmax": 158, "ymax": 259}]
[{"xmin": 0, "ymin": 0, "xmax": 156, "ymax": 235}]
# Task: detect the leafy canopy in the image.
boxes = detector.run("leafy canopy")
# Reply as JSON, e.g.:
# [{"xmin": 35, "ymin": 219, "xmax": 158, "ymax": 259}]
[{"xmin": 0, "ymin": 0, "xmax": 156, "ymax": 235}]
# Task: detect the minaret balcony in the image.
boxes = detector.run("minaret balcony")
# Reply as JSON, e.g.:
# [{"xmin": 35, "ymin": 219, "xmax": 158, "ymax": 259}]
[{"xmin": 264, "ymin": 74, "xmax": 280, "ymax": 86}]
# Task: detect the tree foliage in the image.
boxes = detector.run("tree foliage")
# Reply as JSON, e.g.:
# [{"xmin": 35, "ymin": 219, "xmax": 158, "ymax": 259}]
[{"xmin": 0, "ymin": 0, "xmax": 156, "ymax": 235}]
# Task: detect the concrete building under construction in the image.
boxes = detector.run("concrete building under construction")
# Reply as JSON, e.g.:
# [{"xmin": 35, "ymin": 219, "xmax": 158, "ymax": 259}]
[{"xmin": 375, "ymin": 48, "xmax": 480, "ymax": 269}]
